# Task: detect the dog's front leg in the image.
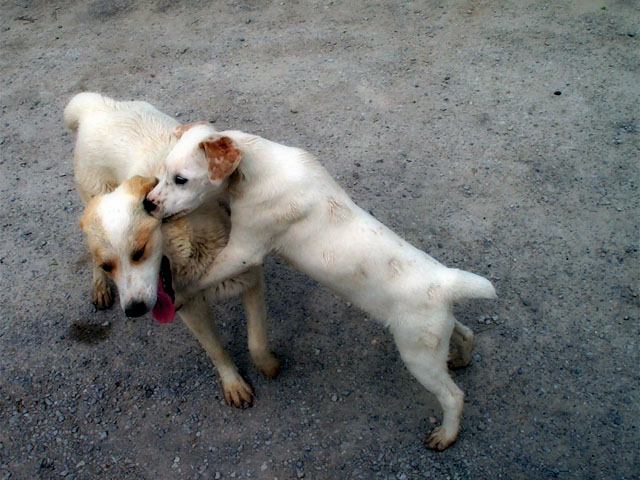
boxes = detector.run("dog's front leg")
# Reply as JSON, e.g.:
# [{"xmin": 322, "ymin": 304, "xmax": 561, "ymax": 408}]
[
  {"xmin": 91, "ymin": 260, "xmax": 113, "ymax": 309},
  {"xmin": 178, "ymin": 294, "xmax": 253, "ymax": 407},
  {"xmin": 241, "ymin": 267, "xmax": 281, "ymax": 378},
  {"xmin": 177, "ymin": 237, "xmax": 264, "ymax": 307}
]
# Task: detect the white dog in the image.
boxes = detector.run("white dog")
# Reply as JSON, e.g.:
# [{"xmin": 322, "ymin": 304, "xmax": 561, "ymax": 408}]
[
  {"xmin": 65, "ymin": 94, "xmax": 279, "ymax": 406},
  {"xmin": 147, "ymin": 123, "xmax": 497, "ymax": 450}
]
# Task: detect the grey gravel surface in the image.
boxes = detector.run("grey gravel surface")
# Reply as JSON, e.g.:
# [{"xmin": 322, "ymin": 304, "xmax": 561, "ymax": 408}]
[{"xmin": 1, "ymin": 1, "xmax": 638, "ymax": 479}]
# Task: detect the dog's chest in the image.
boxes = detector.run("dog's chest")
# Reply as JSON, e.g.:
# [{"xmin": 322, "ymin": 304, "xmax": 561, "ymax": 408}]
[{"xmin": 162, "ymin": 220, "xmax": 227, "ymax": 289}]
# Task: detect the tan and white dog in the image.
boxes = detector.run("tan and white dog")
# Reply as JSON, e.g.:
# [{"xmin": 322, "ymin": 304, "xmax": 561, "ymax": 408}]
[
  {"xmin": 147, "ymin": 124, "xmax": 497, "ymax": 450},
  {"xmin": 80, "ymin": 177, "xmax": 280, "ymax": 406},
  {"xmin": 65, "ymin": 93, "xmax": 279, "ymax": 406},
  {"xmin": 64, "ymin": 92, "xmax": 179, "ymax": 310}
]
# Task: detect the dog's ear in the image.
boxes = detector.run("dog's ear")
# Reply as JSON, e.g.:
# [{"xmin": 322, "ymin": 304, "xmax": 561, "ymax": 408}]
[
  {"xmin": 202, "ymin": 136, "xmax": 243, "ymax": 181},
  {"xmin": 79, "ymin": 197, "xmax": 100, "ymax": 233},
  {"xmin": 173, "ymin": 121, "xmax": 211, "ymax": 140},
  {"xmin": 123, "ymin": 175, "xmax": 159, "ymax": 198}
]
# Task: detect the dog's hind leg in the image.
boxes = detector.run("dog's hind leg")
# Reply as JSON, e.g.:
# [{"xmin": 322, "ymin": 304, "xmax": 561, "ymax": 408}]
[
  {"xmin": 392, "ymin": 308, "xmax": 463, "ymax": 451},
  {"xmin": 179, "ymin": 295, "xmax": 253, "ymax": 407},
  {"xmin": 241, "ymin": 267, "xmax": 281, "ymax": 378},
  {"xmin": 448, "ymin": 320, "xmax": 474, "ymax": 369}
]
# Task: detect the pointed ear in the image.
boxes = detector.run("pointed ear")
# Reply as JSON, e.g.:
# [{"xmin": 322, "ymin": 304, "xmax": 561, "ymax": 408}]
[
  {"xmin": 123, "ymin": 175, "xmax": 159, "ymax": 198},
  {"xmin": 202, "ymin": 136, "xmax": 243, "ymax": 181},
  {"xmin": 173, "ymin": 121, "xmax": 211, "ymax": 139}
]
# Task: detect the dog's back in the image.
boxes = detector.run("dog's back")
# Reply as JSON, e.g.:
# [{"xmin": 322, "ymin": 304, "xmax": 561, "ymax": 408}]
[
  {"xmin": 65, "ymin": 92, "xmax": 178, "ymax": 202},
  {"xmin": 63, "ymin": 92, "xmax": 160, "ymax": 132}
]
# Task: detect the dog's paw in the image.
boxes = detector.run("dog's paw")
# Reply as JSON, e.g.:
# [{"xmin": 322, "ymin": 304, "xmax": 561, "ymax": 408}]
[
  {"xmin": 457, "ymin": 330, "xmax": 474, "ymax": 356},
  {"xmin": 425, "ymin": 426, "xmax": 458, "ymax": 451},
  {"xmin": 254, "ymin": 351, "xmax": 281, "ymax": 379},
  {"xmin": 448, "ymin": 347, "xmax": 470, "ymax": 369},
  {"xmin": 92, "ymin": 283, "xmax": 113, "ymax": 310},
  {"xmin": 449, "ymin": 328, "xmax": 474, "ymax": 369},
  {"xmin": 221, "ymin": 377, "xmax": 254, "ymax": 408}
]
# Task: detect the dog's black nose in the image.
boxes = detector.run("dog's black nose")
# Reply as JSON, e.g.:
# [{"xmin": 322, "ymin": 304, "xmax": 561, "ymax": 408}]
[
  {"xmin": 143, "ymin": 198, "xmax": 157, "ymax": 213},
  {"xmin": 124, "ymin": 301, "xmax": 147, "ymax": 318}
]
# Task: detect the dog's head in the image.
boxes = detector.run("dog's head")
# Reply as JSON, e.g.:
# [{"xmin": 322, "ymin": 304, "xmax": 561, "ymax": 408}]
[
  {"xmin": 146, "ymin": 122, "xmax": 242, "ymax": 219},
  {"xmin": 80, "ymin": 176, "xmax": 175, "ymax": 321}
]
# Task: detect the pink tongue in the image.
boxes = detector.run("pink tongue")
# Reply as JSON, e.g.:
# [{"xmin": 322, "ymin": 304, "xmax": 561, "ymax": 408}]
[{"xmin": 152, "ymin": 276, "xmax": 176, "ymax": 323}]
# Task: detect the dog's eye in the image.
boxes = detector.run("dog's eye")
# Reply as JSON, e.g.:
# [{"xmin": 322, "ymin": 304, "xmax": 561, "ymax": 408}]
[
  {"xmin": 174, "ymin": 175, "xmax": 188, "ymax": 185},
  {"xmin": 101, "ymin": 263, "xmax": 113, "ymax": 273},
  {"xmin": 132, "ymin": 246, "xmax": 145, "ymax": 262}
]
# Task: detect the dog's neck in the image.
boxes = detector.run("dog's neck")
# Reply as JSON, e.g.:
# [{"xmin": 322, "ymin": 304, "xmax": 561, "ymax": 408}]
[
  {"xmin": 228, "ymin": 132, "xmax": 279, "ymax": 184},
  {"xmin": 225, "ymin": 131, "xmax": 313, "ymax": 200}
]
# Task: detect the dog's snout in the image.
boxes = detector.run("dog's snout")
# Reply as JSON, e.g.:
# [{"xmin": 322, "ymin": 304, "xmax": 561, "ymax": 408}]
[
  {"xmin": 124, "ymin": 301, "xmax": 148, "ymax": 318},
  {"xmin": 143, "ymin": 197, "xmax": 157, "ymax": 213}
]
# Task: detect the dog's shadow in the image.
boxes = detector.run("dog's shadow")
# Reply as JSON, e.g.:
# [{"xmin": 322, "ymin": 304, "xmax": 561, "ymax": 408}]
[{"xmin": 68, "ymin": 321, "xmax": 113, "ymax": 345}]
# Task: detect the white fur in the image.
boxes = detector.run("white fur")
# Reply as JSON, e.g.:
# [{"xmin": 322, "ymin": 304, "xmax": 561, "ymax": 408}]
[
  {"xmin": 150, "ymin": 124, "xmax": 229, "ymax": 220},
  {"xmin": 64, "ymin": 92, "xmax": 181, "ymax": 203},
  {"xmin": 149, "ymin": 126, "xmax": 497, "ymax": 450}
]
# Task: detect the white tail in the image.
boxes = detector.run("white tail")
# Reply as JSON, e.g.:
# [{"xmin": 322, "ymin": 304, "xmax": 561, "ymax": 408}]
[
  {"xmin": 63, "ymin": 92, "xmax": 117, "ymax": 131},
  {"xmin": 444, "ymin": 268, "xmax": 497, "ymax": 301}
]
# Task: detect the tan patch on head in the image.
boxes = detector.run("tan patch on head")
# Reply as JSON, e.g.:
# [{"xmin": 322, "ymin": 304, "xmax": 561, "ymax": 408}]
[
  {"xmin": 173, "ymin": 121, "xmax": 211, "ymax": 139},
  {"xmin": 79, "ymin": 200, "xmax": 118, "ymax": 274},
  {"xmin": 122, "ymin": 176, "xmax": 158, "ymax": 198},
  {"xmin": 132, "ymin": 220, "xmax": 157, "ymax": 263},
  {"xmin": 327, "ymin": 196, "xmax": 352, "ymax": 222},
  {"xmin": 79, "ymin": 197, "xmax": 100, "ymax": 233},
  {"xmin": 95, "ymin": 249, "xmax": 118, "ymax": 275},
  {"xmin": 203, "ymin": 136, "xmax": 243, "ymax": 181},
  {"xmin": 134, "ymin": 222, "xmax": 154, "ymax": 247}
]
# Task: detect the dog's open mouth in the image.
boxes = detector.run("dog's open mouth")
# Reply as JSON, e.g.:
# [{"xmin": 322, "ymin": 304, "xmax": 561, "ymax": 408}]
[{"xmin": 152, "ymin": 256, "xmax": 176, "ymax": 323}]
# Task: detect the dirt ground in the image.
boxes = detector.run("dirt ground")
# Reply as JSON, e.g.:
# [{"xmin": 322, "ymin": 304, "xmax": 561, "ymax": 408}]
[{"xmin": 0, "ymin": 1, "xmax": 638, "ymax": 479}]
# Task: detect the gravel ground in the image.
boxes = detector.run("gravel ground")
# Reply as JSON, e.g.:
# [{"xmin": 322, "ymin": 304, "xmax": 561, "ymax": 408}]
[{"xmin": 0, "ymin": 1, "xmax": 638, "ymax": 479}]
